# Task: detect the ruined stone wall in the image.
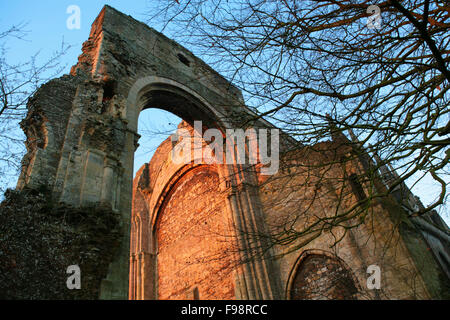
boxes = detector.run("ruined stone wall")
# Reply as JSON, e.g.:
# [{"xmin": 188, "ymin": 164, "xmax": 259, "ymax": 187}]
[
  {"xmin": 258, "ymin": 142, "xmax": 448, "ymax": 299},
  {"xmin": 156, "ymin": 167, "xmax": 235, "ymax": 300},
  {"xmin": 16, "ymin": 5, "xmax": 448, "ymax": 300},
  {"xmin": 129, "ymin": 118, "xmax": 449, "ymax": 300},
  {"xmin": 17, "ymin": 75, "xmax": 83, "ymax": 190},
  {"xmin": 17, "ymin": 5, "xmax": 265, "ymax": 299}
]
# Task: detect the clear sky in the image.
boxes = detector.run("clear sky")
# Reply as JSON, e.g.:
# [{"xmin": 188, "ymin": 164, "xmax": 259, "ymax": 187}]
[
  {"xmin": 1, "ymin": 1, "xmax": 448, "ymax": 224},
  {"xmin": 0, "ymin": 0, "xmax": 181, "ymax": 181},
  {"xmin": 1, "ymin": 1, "xmax": 150, "ymax": 67}
]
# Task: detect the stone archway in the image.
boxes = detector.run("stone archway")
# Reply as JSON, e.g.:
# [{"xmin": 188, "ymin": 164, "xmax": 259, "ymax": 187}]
[
  {"xmin": 286, "ymin": 250, "xmax": 359, "ymax": 300},
  {"xmin": 129, "ymin": 113, "xmax": 239, "ymax": 300},
  {"xmin": 15, "ymin": 5, "xmax": 449, "ymax": 301},
  {"xmin": 17, "ymin": 5, "xmax": 282, "ymax": 299},
  {"xmin": 132, "ymin": 158, "xmax": 237, "ymax": 300}
]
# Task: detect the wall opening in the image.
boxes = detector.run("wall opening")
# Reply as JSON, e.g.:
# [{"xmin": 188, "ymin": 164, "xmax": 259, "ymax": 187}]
[
  {"xmin": 130, "ymin": 89, "xmax": 237, "ymax": 300},
  {"xmin": 134, "ymin": 108, "xmax": 181, "ymax": 179},
  {"xmin": 177, "ymin": 53, "xmax": 191, "ymax": 67},
  {"xmin": 288, "ymin": 252, "xmax": 358, "ymax": 300}
]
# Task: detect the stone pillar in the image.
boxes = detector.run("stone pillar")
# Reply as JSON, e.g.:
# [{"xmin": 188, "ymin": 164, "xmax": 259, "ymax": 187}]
[
  {"xmin": 100, "ymin": 160, "xmax": 116, "ymax": 207},
  {"xmin": 139, "ymin": 252, "xmax": 156, "ymax": 300},
  {"xmin": 129, "ymin": 253, "xmax": 136, "ymax": 300},
  {"xmin": 227, "ymin": 181, "xmax": 282, "ymax": 300}
]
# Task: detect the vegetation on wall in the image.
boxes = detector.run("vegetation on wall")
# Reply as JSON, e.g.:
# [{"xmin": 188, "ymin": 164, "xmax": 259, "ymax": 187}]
[{"xmin": 0, "ymin": 186, "xmax": 122, "ymax": 299}]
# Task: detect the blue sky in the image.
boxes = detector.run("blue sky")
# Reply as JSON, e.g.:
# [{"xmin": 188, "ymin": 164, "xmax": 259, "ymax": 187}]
[
  {"xmin": 1, "ymin": 1, "xmax": 448, "ymax": 224},
  {"xmin": 1, "ymin": 1, "xmax": 151, "ymax": 66},
  {"xmin": 0, "ymin": 0, "xmax": 181, "ymax": 179}
]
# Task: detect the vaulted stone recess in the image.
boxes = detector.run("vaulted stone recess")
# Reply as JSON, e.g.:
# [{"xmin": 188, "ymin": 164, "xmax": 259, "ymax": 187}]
[{"xmin": 17, "ymin": 6, "xmax": 449, "ymax": 299}]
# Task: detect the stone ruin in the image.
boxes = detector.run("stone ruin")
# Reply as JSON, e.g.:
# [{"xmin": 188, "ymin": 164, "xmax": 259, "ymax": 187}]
[{"xmin": 15, "ymin": 6, "xmax": 449, "ymax": 299}]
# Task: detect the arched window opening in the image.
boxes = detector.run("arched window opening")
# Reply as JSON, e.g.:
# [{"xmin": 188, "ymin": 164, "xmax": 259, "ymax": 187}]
[{"xmin": 289, "ymin": 253, "xmax": 358, "ymax": 300}]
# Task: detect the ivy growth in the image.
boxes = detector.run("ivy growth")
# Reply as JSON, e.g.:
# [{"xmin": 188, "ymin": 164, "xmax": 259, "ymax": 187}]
[{"xmin": 0, "ymin": 186, "xmax": 122, "ymax": 299}]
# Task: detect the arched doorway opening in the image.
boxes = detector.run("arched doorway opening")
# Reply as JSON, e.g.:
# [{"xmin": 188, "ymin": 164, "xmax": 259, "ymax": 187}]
[{"xmin": 129, "ymin": 80, "xmax": 238, "ymax": 300}]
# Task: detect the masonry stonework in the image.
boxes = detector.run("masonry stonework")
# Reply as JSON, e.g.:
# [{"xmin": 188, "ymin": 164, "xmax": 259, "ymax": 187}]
[
  {"xmin": 16, "ymin": 6, "xmax": 449, "ymax": 299},
  {"xmin": 156, "ymin": 167, "xmax": 235, "ymax": 300}
]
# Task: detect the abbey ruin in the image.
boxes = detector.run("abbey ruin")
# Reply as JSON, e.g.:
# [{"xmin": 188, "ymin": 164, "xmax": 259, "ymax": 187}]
[{"xmin": 12, "ymin": 6, "xmax": 449, "ymax": 299}]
